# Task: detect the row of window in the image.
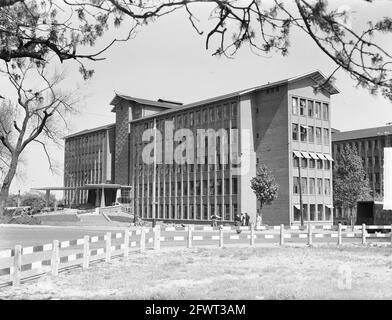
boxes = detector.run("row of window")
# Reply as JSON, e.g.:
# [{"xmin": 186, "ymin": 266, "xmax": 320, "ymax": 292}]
[
  {"xmin": 335, "ymin": 136, "xmax": 392, "ymax": 154},
  {"xmin": 293, "ymin": 204, "xmax": 332, "ymax": 221},
  {"xmin": 136, "ymin": 177, "xmax": 238, "ymax": 197},
  {"xmin": 136, "ymin": 102, "xmax": 238, "ymax": 134},
  {"xmin": 138, "ymin": 203, "xmax": 238, "ymax": 221},
  {"xmin": 293, "ymin": 157, "xmax": 331, "ymax": 170},
  {"xmin": 292, "ymin": 97, "xmax": 329, "ymax": 120},
  {"xmin": 292, "ymin": 124, "xmax": 330, "ymax": 144},
  {"xmin": 293, "ymin": 177, "xmax": 331, "ymax": 196}
]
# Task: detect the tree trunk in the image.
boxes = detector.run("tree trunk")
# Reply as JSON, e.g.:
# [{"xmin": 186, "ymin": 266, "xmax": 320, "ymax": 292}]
[{"xmin": 0, "ymin": 154, "xmax": 19, "ymax": 216}]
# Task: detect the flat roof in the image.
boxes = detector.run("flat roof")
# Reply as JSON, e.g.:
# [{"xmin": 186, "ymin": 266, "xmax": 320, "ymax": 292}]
[
  {"xmin": 110, "ymin": 93, "xmax": 181, "ymax": 109},
  {"xmin": 32, "ymin": 184, "xmax": 132, "ymax": 191},
  {"xmin": 63, "ymin": 123, "xmax": 115, "ymax": 140},
  {"xmin": 129, "ymin": 70, "xmax": 339, "ymax": 124},
  {"xmin": 332, "ymin": 125, "xmax": 392, "ymax": 142}
]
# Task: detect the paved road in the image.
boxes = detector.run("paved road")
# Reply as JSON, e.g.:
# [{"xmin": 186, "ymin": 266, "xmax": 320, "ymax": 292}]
[
  {"xmin": 0, "ymin": 225, "xmax": 389, "ymax": 251},
  {"xmin": 0, "ymin": 226, "xmax": 124, "ymax": 250}
]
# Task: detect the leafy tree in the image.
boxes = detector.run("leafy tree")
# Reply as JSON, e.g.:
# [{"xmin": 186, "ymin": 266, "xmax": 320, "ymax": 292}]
[
  {"xmin": 0, "ymin": 1, "xmax": 391, "ymax": 98},
  {"xmin": 250, "ymin": 163, "xmax": 279, "ymax": 222},
  {"xmin": 21, "ymin": 191, "xmax": 56, "ymax": 209},
  {"xmin": 333, "ymin": 145, "xmax": 371, "ymax": 225},
  {"xmin": 0, "ymin": 59, "xmax": 76, "ymax": 216}
]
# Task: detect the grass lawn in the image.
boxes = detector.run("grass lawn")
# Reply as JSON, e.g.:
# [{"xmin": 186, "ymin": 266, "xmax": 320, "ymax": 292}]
[{"xmin": 1, "ymin": 244, "xmax": 392, "ymax": 299}]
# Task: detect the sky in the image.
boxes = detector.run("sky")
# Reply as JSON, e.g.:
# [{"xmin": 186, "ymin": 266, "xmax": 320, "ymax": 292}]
[{"xmin": 2, "ymin": 0, "xmax": 392, "ymax": 197}]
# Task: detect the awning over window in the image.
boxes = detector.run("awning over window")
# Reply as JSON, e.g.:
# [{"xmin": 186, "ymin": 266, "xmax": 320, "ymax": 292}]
[
  {"xmin": 324, "ymin": 154, "xmax": 334, "ymax": 161},
  {"xmin": 293, "ymin": 151, "xmax": 303, "ymax": 158},
  {"xmin": 294, "ymin": 204, "xmax": 301, "ymax": 210},
  {"xmin": 326, "ymin": 204, "xmax": 334, "ymax": 209},
  {"xmin": 301, "ymin": 151, "xmax": 311, "ymax": 159},
  {"xmin": 316, "ymin": 153, "xmax": 327, "ymax": 160},
  {"xmin": 309, "ymin": 152, "xmax": 319, "ymax": 160}
]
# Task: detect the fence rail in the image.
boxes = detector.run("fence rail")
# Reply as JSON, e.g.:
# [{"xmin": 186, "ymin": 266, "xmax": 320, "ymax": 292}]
[{"xmin": 0, "ymin": 223, "xmax": 391, "ymax": 287}]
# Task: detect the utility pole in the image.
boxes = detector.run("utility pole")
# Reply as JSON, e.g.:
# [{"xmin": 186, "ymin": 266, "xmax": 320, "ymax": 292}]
[
  {"xmin": 297, "ymin": 155, "xmax": 304, "ymax": 227},
  {"xmin": 152, "ymin": 118, "xmax": 157, "ymax": 227}
]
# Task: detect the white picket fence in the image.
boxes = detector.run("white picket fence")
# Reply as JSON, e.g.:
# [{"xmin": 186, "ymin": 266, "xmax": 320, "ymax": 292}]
[{"xmin": 0, "ymin": 223, "xmax": 391, "ymax": 287}]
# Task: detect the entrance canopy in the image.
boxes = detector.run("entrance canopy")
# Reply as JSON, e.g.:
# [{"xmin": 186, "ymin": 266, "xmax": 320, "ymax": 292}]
[{"xmin": 32, "ymin": 184, "xmax": 132, "ymax": 208}]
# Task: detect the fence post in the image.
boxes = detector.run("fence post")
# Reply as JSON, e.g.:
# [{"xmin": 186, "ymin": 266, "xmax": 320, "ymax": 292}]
[
  {"xmin": 250, "ymin": 223, "xmax": 255, "ymax": 247},
  {"xmin": 83, "ymin": 236, "xmax": 90, "ymax": 270},
  {"xmin": 105, "ymin": 232, "xmax": 111, "ymax": 262},
  {"xmin": 307, "ymin": 223, "xmax": 312, "ymax": 246},
  {"xmin": 338, "ymin": 223, "xmax": 342, "ymax": 246},
  {"xmin": 219, "ymin": 226, "xmax": 224, "ymax": 248},
  {"xmin": 187, "ymin": 225, "xmax": 193, "ymax": 248},
  {"xmin": 12, "ymin": 245, "xmax": 22, "ymax": 286},
  {"xmin": 153, "ymin": 225, "xmax": 161, "ymax": 250},
  {"xmin": 124, "ymin": 229, "xmax": 129, "ymax": 258},
  {"xmin": 280, "ymin": 224, "xmax": 284, "ymax": 246},
  {"xmin": 390, "ymin": 224, "xmax": 392, "ymax": 247},
  {"xmin": 51, "ymin": 240, "xmax": 59, "ymax": 277},
  {"xmin": 362, "ymin": 224, "xmax": 366, "ymax": 245},
  {"xmin": 140, "ymin": 228, "xmax": 146, "ymax": 253}
]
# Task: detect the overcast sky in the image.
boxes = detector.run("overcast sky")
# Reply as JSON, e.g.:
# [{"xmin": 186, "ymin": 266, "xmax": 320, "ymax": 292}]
[{"xmin": 3, "ymin": 0, "xmax": 392, "ymax": 197}]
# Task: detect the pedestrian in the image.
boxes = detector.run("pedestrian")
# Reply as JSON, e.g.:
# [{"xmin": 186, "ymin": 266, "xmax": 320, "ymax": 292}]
[
  {"xmin": 256, "ymin": 213, "xmax": 262, "ymax": 228},
  {"xmin": 211, "ymin": 214, "xmax": 217, "ymax": 228},
  {"xmin": 240, "ymin": 212, "xmax": 245, "ymax": 226},
  {"xmin": 245, "ymin": 212, "xmax": 250, "ymax": 226}
]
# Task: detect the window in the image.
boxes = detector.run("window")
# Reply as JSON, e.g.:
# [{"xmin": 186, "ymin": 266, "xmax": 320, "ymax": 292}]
[
  {"xmin": 317, "ymin": 204, "xmax": 323, "ymax": 220},
  {"xmin": 224, "ymin": 104, "xmax": 230, "ymax": 119},
  {"xmin": 217, "ymin": 179, "xmax": 222, "ymax": 195},
  {"xmin": 324, "ymin": 178, "xmax": 331, "ymax": 195},
  {"xmin": 310, "ymin": 204, "xmax": 316, "ymax": 221},
  {"xmin": 308, "ymin": 101, "xmax": 314, "ymax": 117},
  {"xmin": 301, "ymin": 177, "xmax": 308, "ymax": 194},
  {"xmin": 292, "ymin": 97, "xmax": 298, "ymax": 115},
  {"xmin": 231, "ymin": 103, "xmax": 237, "ymax": 118},
  {"xmin": 325, "ymin": 206, "xmax": 331, "ymax": 220},
  {"xmin": 300, "ymin": 126, "xmax": 307, "ymax": 142},
  {"xmin": 225, "ymin": 178, "xmax": 230, "ymax": 194},
  {"xmin": 196, "ymin": 205, "xmax": 201, "ymax": 219},
  {"xmin": 309, "ymin": 178, "xmax": 315, "ymax": 194},
  {"xmin": 317, "ymin": 178, "xmax": 323, "ymax": 195},
  {"xmin": 300, "ymin": 99, "xmax": 306, "ymax": 116},
  {"xmin": 316, "ymin": 127, "xmax": 322, "ymax": 144},
  {"xmin": 190, "ymin": 112, "xmax": 194, "ymax": 126},
  {"xmin": 209, "ymin": 179, "xmax": 215, "ymax": 195},
  {"xmin": 203, "ymin": 109, "xmax": 208, "ymax": 123},
  {"xmin": 293, "ymin": 155, "xmax": 299, "ymax": 168},
  {"xmin": 203, "ymin": 204, "xmax": 208, "ymax": 220},
  {"xmin": 324, "ymin": 160, "xmax": 330, "ymax": 170},
  {"xmin": 315, "ymin": 102, "xmax": 321, "ymax": 119},
  {"xmin": 294, "ymin": 206, "xmax": 301, "ymax": 221},
  {"xmin": 307, "ymin": 126, "xmax": 314, "ymax": 143},
  {"xmin": 322, "ymin": 103, "xmax": 329, "ymax": 120},
  {"xmin": 232, "ymin": 177, "xmax": 238, "ymax": 194},
  {"xmin": 317, "ymin": 159, "xmax": 323, "ymax": 169},
  {"xmin": 196, "ymin": 111, "xmax": 201, "ymax": 124},
  {"xmin": 293, "ymin": 177, "xmax": 300, "ymax": 194},
  {"xmin": 309, "ymin": 159, "xmax": 315, "ymax": 168},
  {"xmin": 209, "ymin": 107, "xmax": 215, "ymax": 122},
  {"xmin": 301, "ymin": 158, "xmax": 307, "ymax": 168},
  {"xmin": 217, "ymin": 105, "xmax": 222, "ymax": 120},
  {"xmin": 323, "ymin": 128, "xmax": 329, "ymax": 144},
  {"xmin": 196, "ymin": 181, "xmax": 201, "ymax": 195},
  {"xmin": 292, "ymin": 124, "xmax": 299, "ymax": 141},
  {"xmin": 203, "ymin": 180, "xmax": 207, "ymax": 195},
  {"xmin": 225, "ymin": 204, "xmax": 230, "ymax": 220}
]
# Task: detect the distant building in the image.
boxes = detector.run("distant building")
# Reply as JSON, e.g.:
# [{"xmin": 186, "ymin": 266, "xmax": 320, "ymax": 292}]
[
  {"xmin": 332, "ymin": 125, "xmax": 392, "ymax": 219},
  {"xmin": 63, "ymin": 70, "xmax": 338, "ymax": 225}
]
